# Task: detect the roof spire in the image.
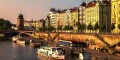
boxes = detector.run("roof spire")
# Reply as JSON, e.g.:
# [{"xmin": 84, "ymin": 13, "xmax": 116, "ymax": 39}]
[{"xmin": 20, "ymin": 10, "xmax": 21, "ymax": 14}]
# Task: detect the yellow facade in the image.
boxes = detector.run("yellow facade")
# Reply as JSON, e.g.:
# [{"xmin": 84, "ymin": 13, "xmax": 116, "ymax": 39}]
[
  {"xmin": 70, "ymin": 8, "xmax": 79, "ymax": 31},
  {"xmin": 111, "ymin": 0, "xmax": 120, "ymax": 33},
  {"xmin": 85, "ymin": 3, "xmax": 100, "ymax": 33},
  {"xmin": 55, "ymin": 13, "xmax": 66, "ymax": 28},
  {"xmin": 85, "ymin": 2, "xmax": 111, "ymax": 33}
]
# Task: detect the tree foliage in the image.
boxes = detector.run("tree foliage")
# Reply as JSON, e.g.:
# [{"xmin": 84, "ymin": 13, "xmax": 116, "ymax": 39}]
[
  {"xmin": 87, "ymin": 23, "xmax": 93, "ymax": 31},
  {"xmin": 118, "ymin": 23, "xmax": 120, "ymax": 30},
  {"xmin": 0, "ymin": 18, "xmax": 12, "ymax": 30},
  {"xmin": 48, "ymin": 26, "xmax": 55, "ymax": 31},
  {"xmin": 39, "ymin": 27, "xmax": 47, "ymax": 31},
  {"xmin": 78, "ymin": 24, "xmax": 86, "ymax": 32},
  {"xmin": 63, "ymin": 25, "xmax": 73, "ymax": 30},
  {"xmin": 94, "ymin": 22, "xmax": 99, "ymax": 30},
  {"xmin": 111, "ymin": 23, "xmax": 115, "ymax": 31},
  {"xmin": 57, "ymin": 25, "xmax": 62, "ymax": 30}
]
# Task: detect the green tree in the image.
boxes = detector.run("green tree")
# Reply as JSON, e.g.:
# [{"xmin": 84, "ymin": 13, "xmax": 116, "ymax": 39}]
[
  {"xmin": 63, "ymin": 25, "xmax": 73, "ymax": 30},
  {"xmin": 57, "ymin": 25, "xmax": 62, "ymax": 30},
  {"xmin": 39, "ymin": 27, "xmax": 47, "ymax": 32},
  {"xmin": 111, "ymin": 23, "xmax": 115, "ymax": 31},
  {"xmin": 87, "ymin": 23, "xmax": 93, "ymax": 33},
  {"xmin": 69, "ymin": 26, "xmax": 73, "ymax": 30},
  {"xmin": 118, "ymin": 24, "xmax": 120, "ymax": 29},
  {"xmin": 0, "ymin": 18, "xmax": 12, "ymax": 30},
  {"xmin": 63, "ymin": 26, "xmax": 68, "ymax": 30},
  {"xmin": 48, "ymin": 26, "xmax": 55, "ymax": 31},
  {"xmin": 78, "ymin": 24, "xmax": 86, "ymax": 33},
  {"xmin": 93, "ymin": 22, "xmax": 99, "ymax": 33},
  {"xmin": 118, "ymin": 23, "xmax": 120, "ymax": 34}
]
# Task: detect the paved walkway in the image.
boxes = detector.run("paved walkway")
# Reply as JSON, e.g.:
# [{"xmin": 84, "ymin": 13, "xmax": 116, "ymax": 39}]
[{"xmin": 85, "ymin": 48, "xmax": 120, "ymax": 60}]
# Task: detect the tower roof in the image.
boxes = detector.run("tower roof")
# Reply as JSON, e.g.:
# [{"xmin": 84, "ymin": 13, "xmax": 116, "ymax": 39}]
[{"xmin": 18, "ymin": 13, "xmax": 23, "ymax": 18}]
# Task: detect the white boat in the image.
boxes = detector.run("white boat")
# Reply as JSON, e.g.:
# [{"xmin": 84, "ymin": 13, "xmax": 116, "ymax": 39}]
[
  {"xmin": 37, "ymin": 46, "xmax": 64, "ymax": 59},
  {"xmin": 17, "ymin": 40, "xmax": 25, "ymax": 44},
  {"xmin": 12, "ymin": 36, "xmax": 19, "ymax": 42}
]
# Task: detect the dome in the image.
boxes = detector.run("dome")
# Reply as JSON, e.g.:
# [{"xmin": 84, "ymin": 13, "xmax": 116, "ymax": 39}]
[{"xmin": 18, "ymin": 13, "xmax": 23, "ymax": 18}]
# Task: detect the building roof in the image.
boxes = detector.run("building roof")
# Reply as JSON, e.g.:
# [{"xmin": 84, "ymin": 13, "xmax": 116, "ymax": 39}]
[
  {"xmin": 80, "ymin": 2, "xmax": 87, "ymax": 6},
  {"xmin": 70, "ymin": 7, "xmax": 79, "ymax": 12},
  {"xmin": 86, "ymin": 1, "xmax": 97, "ymax": 8}
]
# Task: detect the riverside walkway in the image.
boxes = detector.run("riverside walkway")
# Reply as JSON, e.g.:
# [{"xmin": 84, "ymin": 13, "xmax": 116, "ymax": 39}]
[{"xmin": 84, "ymin": 48, "xmax": 120, "ymax": 60}]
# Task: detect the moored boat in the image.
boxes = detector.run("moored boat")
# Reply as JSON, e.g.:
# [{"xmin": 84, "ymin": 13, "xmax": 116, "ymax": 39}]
[
  {"xmin": 30, "ymin": 43, "xmax": 40, "ymax": 48},
  {"xmin": 17, "ymin": 40, "xmax": 25, "ymax": 44},
  {"xmin": 12, "ymin": 36, "xmax": 20, "ymax": 42},
  {"xmin": 36, "ymin": 46, "xmax": 64, "ymax": 60}
]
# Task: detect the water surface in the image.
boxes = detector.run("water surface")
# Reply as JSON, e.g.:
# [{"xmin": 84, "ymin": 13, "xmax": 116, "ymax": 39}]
[{"xmin": 0, "ymin": 40, "xmax": 41, "ymax": 60}]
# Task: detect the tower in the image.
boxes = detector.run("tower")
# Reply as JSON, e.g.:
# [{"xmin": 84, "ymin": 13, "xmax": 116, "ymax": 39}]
[{"xmin": 17, "ymin": 13, "xmax": 24, "ymax": 30}]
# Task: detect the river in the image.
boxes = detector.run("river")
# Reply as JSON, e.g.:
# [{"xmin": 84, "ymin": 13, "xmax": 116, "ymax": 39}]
[{"xmin": 0, "ymin": 39, "xmax": 41, "ymax": 60}]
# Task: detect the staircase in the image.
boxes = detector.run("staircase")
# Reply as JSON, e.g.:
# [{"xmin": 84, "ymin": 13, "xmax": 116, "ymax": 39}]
[
  {"xmin": 47, "ymin": 32, "xmax": 59, "ymax": 46},
  {"xmin": 94, "ymin": 34, "xmax": 110, "ymax": 46},
  {"xmin": 94, "ymin": 34, "xmax": 115, "ymax": 53}
]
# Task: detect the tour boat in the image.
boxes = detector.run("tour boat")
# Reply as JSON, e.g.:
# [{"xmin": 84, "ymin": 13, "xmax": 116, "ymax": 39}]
[{"xmin": 36, "ymin": 46, "xmax": 64, "ymax": 60}]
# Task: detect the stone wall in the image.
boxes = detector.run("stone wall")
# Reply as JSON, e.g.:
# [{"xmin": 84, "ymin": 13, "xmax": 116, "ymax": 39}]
[{"xmin": 34, "ymin": 32, "xmax": 120, "ymax": 48}]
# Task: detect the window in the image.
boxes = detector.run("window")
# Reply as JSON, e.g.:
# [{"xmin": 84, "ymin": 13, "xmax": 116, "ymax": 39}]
[
  {"xmin": 114, "ymin": 5, "xmax": 115, "ymax": 9},
  {"xmin": 119, "ymin": 18, "xmax": 120, "ymax": 22},
  {"xmin": 119, "ymin": 4, "xmax": 120, "ymax": 8}
]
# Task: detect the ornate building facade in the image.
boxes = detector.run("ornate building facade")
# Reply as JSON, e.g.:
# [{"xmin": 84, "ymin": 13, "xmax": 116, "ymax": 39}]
[{"xmin": 111, "ymin": 0, "xmax": 120, "ymax": 33}]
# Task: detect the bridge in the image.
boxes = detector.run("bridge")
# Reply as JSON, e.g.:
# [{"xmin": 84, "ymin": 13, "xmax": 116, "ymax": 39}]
[{"xmin": 0, "ymin": 30, "xmax": 18, "ymax": 37}]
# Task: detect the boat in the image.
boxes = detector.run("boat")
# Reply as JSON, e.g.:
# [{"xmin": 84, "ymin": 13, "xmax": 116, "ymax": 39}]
[
  {"xmin": 12, "ymin": 36, "xmax": 20, "ymax": 42},
  {"xmin": 17, "ymin": 39, "xmax": 25, "ymax": 44},
  {"xmin": 30, "ymin": 43, "xmax": 40, "ymax": 48},
  {"xmin": 36, "ymin": 46, "xmax": 64, "ymax": 60}
]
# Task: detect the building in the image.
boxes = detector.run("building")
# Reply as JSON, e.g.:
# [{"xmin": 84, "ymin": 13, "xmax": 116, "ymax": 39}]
[
  {"xmin": 55, "ymin": 9, "xmax": 66, "ymax": 29},
  {"xmin": 17, "ymin": 13, "xmax": 24, "ymax": 30},
  {"xmin": 24, "ymin": 19, "xmax": 45, "ymax": 31},
  {"xmin": 49, "ymin": 8, "xmax": 68, "ymax": 29},
  {"xmin": 85, "ymin": 1, "xmax": 111, "ymax": 33},
  {"xmin": 49, "ymin": 8, "xmax": 57, "ymax": 27},
  {"xmin": 111, "ymin": 0, "xmax": 120, "ymax": 33},
  {"xmin": 65, "ymin": 9, "xmax": 71, "ymax": 26},
  {"xmin": 79, "ymin": 2, "xmax": 86, "ymax": 25},
  {"xmin": 70, "ymin": 7, "xmax": 79, "ymax": 31}
]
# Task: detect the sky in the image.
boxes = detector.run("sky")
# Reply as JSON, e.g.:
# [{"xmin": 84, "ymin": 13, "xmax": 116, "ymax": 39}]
[{"xmin": 0, "ymin": 0, "xmax": 92, "ymax": 24}]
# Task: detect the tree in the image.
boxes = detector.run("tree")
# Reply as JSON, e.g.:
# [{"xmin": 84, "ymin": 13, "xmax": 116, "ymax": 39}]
[
  {"xmin": 63, "ymin": 25, "xmax": 73, "ymax": 30},
  {"xmin": 63, "ymin": 26, "xmax": 68, "ymax": 30},
  {"xmin": 111, "ymin": 23, "xmax": 115, "ymax": 31},
  {"xmin": 0, "ymin": 18, "xmax": 12, "ymax": 30},
  {"xmin": 87, "ymin": 23, "xmax": 93, "ymax": 33},
  {"xmin": 39, "ymin": 27, "xmax": 47, "ymax": 32},
  {"xmin": 93, "ymin": 22, "xmax": 99, "ymax": 33},
  {"xmin": 118, "ymin": 23, "xmax": 120, "ymax": 30},
  {"xmin": 118, "ymin": 23, "xmax": 120, "ymax": 34},
  {"xmin": 69, "ymin": 26, "xmax": 73, "ymax": 30},
  {"xmin": 57, "ymin": 25, "xmax": 62, "ymax": 30},
  {"xmin": 48, "ymin": 26, "xmax": 55, "ymax": 31},
  {"xmin": 78, "ymin": 24, "xmax": 86, "ymax": 33}
]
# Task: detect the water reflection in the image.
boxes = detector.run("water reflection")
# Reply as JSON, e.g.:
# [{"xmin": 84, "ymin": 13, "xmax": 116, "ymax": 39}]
[{"xmin": 0, "ymin": 40, "xmax": 40, "ymax": 60}]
